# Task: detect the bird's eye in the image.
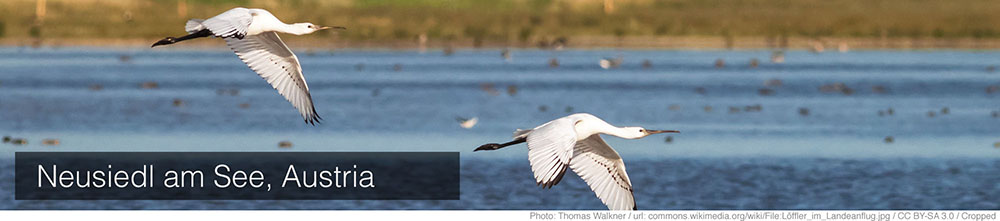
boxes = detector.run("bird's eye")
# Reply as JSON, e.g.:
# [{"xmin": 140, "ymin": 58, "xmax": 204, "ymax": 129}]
[
  {"xmin": 307, "ymin": 25, "xmax": 313, "ymax": 28},
  {"xmin": 639, "ymin": 129, "xmax": 645, "ymax": 133}
]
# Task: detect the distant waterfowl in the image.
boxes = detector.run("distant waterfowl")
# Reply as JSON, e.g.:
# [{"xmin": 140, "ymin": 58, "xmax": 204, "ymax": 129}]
[
  {"xmin": 992, "ymin": 111, "xmax": 999, "ymax": 118},
  {"xmin": 758, "ymin": 88, "xmax": 774, "ymax": 96},
  {"xmin": 819, "ymin": 82, "xmax": 853, "ymax": 95},
  {"xmin": 872, "ymin": 85, "xmax": 888, "ymax": 94},
  {"xmin": 239, "ymin": 103, "xmax": 251, "ymax": 109},
  {"xmin": 749, "ymin": 58, "xmax": 759, "ymax": 68},
  {"xmin": 2, "ymin": 136, "xmax": 10, "ymax": 143},
  {"xmin": 355, "ymin": 63, "xmax": 365, "ymax": 71},
  {"xmin": 140, "ymin": 82, "xmax": 159, "ymax": 89},
  {"xmin": 501, "ymin": 48, "xmax": 512, "ymax": 62},
  {"xmin": 993, "ymin": 142, "xmax": 1000, "ymax": 148},
  {"xmin": 664, "ymin": 136, "xmax": 674, "ymax": 144},
  {"xmin": 884, "ymin": 136, "xmax": 894, "ymax": 144},
  {"xmin": 694, "ymin": 87, "xmax": 707, "ymax": 95},
  {"xmin": 641, "ymin": 59, "xmax": 652, "ymax": 69},
  {"xmin": 551, "ymin": 37, "xmax": 567, "ymax": 51},
  {"xmin": 371, "ymin": 88, "xmax": 381, "ymax": 97},
  {"xmin": 41, "ymin": 139, "xmax": 60, "ymax": 146},
  {"xmin": 764, "ymin": 79, "xmax": 783, "ymax": 87},
  {"xmin": 940, "ymin": 107, "xmax": 950, "ymax": 115},
  {"xmin": 798, "ymin": 107, "xmax": 810, "ymax": 116},
  {"xmin": 538, "ymin": 37, "xmax": 568, "ymax": 50},
  {"xmin": 480, "ymin": 83, "xmax": 500, "ymax": 96},
  {"xmin": 549, "ymin": 58, "xmax": 560, "ymax": 68},
  {"xmin": 278, "ymin": 140, "xmax": 293, "ymax": 148},
  {"xmin": 927, "ymin": 111, "xmax": 936, "ymax": 118},
  {"xmin": 714, "ymin": 59, "xmax": 725, "ymax": 68},
  {"xmin": 119, "ymin": 55, "xmax": 132, "ymax": 63},
  {"xmin": 507, "ymin": 85, "xmax": 518, "ymax": 96},
  {"xmin": 987, "ymin": 85, "xmax": 999, "ymax": 94},
  {"xmin": 728, "ymin": 106, "xmax": 740, "ymax": 113},
  {"xmin": 538, "ymin": 105, "xmax": 549, "ymax": 112},
  {"xmin": 600, "ymin": 56, "xmax": 623, "ymax": 69},
  {"xmin": 393, "ymin": 63, "xmax": 403, "ymax": 71},
  {"xmin": 809, "ymin": 41, "xmax": 825, "ymax": 53},
  {"xmin": 89, "ymin": 84, "xmax": 104, "ymax": 91},
  {"xmin": 668, "ymin": 104, "xmax": 680, "ymax": 111},
  {"xmin": 770, "ymin": 51, "xmax": 785, "ymax": 63},
  {"xmin": 11, "ymin": 138, "xmax": 27, "ymax": 145},
  {"xmin": 838, "ymin": 42, "xmax": 849, "ymax": 53},
  {"xmin": 474, "ymin": 113, "xmax": 679, "ymax": 210},
  {"xmin": 151, "ymin": 7, "xmax": 342, "ymax": 125},
  {"xmin": 744, "ymin": 104, "xmax": 762, "ymax": 112},
  {"xmin": 564, "ymin": 106, "xmax": 574, "ymax": 113},
  {"xmin": 703, "ymin": 105, "xmax": 713, "ymax": 112},
  {"xmin": 443, "ymin": 46, "xmax": 455, "ymax": 56},
  {"xmin": 418, "ymin": 33, "xmax": 428, "ymax": 54},
  {"xmin": 987, "ymin": 66, "xmax": 996, "ymax": 72},
  {"xmin": 172, "ymin": 98, "xmax": 185, "ymax": 107},
  {"xmin": 457, "ymin": 117, "xmax": 478, "ymax": 129}
]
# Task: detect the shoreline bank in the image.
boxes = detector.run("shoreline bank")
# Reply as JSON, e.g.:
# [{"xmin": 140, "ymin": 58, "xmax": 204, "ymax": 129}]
[{"xmin": 7, "ymin": 36, "xmax": 1000, "ymax": 50}]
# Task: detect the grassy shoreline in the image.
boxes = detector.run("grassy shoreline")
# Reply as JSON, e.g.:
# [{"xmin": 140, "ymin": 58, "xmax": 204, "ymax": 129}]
[
  {"xmin": 8, "ymin": 36, "xmax": 1000, "ymax": 50},
  {"xmin": 4, "ymin": 0, "xmax": 1000, "ymax": 51}
]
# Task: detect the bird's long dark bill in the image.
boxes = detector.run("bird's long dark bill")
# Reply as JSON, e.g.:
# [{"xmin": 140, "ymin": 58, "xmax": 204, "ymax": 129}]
[
  {"xmin": 320, "ymin": 26, "xmax": 347, "ymax": 30},
  {"xmin": 151, "ymin": 29, "xmax": 213, "ymax": 48},
  {"xmin": 473, "ymin": 138, "xmax": 526, "ymax": 152},
  {"xmin": 646, "ymin": 130, "xmax": 680, "ymax": 134}
]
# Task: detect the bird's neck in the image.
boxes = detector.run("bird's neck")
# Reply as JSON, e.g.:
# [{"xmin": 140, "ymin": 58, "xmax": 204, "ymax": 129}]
[
  {"xmin": 603, "ymin": 126, "xmax": 638, "ymax": 139},
  {"xmin": 275, "ymin": 23, "xmax": 307, "ymax": 35},
  {"xmin": 577, "ymin": 119, "xmax": 634, "ymax": 140}
]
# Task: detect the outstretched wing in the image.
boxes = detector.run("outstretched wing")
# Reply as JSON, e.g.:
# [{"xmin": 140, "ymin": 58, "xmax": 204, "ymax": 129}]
[
  {"xmin": 525, "ymin": 117, "xmax": 577, "ymax": 188},
  {"xmin": 225, "ymin": 32, "xmax": 321, "ymax": 124},
  {"xmin": 569, "ymin": 135, "xmax": 636, "ymax": 210},
  {"xmin": 200, "ymin": 7, "xmax": 253, "ymax": 39}
]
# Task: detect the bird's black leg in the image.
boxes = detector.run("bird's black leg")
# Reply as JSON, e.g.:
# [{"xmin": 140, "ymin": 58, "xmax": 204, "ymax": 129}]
[
  {"xmin": 151, "ymin": 29, "xmax": 213, "ymax": 48},
  {"xmin": 474, "ymin": 137, "xmax": 526, "ymax": 152}
]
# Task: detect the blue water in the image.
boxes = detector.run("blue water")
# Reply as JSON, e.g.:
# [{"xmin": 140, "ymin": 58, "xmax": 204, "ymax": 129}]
[{"xmin": 1, "ymin": 47, "xmax": 999, "ymax": 209}]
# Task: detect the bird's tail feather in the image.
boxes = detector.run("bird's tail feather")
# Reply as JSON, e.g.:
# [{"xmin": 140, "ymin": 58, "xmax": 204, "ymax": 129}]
[{"xmin": 185, "ymin": 19, "xmax": 206, "ymax": 34}]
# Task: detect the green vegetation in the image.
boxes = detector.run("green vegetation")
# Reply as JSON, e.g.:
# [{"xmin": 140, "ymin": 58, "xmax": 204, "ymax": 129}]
[{"xmin": 2, "ymin": 0, "xmax": 1000, "ymax": 46}]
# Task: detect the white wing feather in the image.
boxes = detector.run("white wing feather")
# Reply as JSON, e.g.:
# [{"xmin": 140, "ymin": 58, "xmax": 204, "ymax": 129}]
[
  {"xmin": 225, "ymin": 32, "xmax": 321, "ymax": 124},
  {"xmin": 570, "ymin": 135, "xmax": 636, "ymax": 210},
  {"xmin": 184, "ymin": 19, "xmax": 206, "ymax": 34},
  {"xmin": 525, "ymin": 118, "xmax": 577, "ymax": 188},
  {"xmin": 199, "ymin": 7, "xmax": 253, "ymax": 39}
]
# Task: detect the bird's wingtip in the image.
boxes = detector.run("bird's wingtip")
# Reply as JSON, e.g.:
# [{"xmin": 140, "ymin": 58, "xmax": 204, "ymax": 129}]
[{"xmin": 303, "ymin": 114, "xmax": 322, "ymax": 126}]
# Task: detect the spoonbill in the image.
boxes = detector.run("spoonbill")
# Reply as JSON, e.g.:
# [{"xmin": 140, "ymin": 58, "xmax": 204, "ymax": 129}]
[
  {"xmin": 474, "ymin": 113, "xmax": 679, "ymax": 210},
  {"xmin": 151, "ymin": 7, "xmax": 344, "ymax": 125}
]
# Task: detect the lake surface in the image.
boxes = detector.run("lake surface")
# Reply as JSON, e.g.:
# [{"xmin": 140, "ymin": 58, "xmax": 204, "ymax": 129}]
[{"xmin": 1, "ymin": 47, "xmax": 998, "ymax": 209}]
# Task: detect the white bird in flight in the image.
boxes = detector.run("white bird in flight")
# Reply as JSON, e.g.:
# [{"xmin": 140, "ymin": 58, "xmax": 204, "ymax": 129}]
[
  {"xmin": 151, "ymin": 7, "xmax": 344, "ymax": 125},
  {"xmin": 474, "ymin": 113, "xmax": 678, "ymax": 210},
  {"xmin": 456, "ymin": 116, "xmax": 478, "ymax": 129}
]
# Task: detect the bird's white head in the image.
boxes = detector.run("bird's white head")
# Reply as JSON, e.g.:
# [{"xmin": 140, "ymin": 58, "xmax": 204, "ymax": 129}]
[
  {"xmin": 288, "ymin": 23, "xmax": 345, "ymax": 35},
  {"xmin": 618, "ymin": 127, "xmax": 680, "ymax": 139}
]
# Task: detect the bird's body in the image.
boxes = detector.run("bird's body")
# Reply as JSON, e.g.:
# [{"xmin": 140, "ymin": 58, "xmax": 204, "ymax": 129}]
[
  {"xmin": 475, "ymin": 113, "xmax": 678, "ymax": 210},
  {"xmin": 152, "ymin": 7, "xmax": 343, "ymax": 124}
]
